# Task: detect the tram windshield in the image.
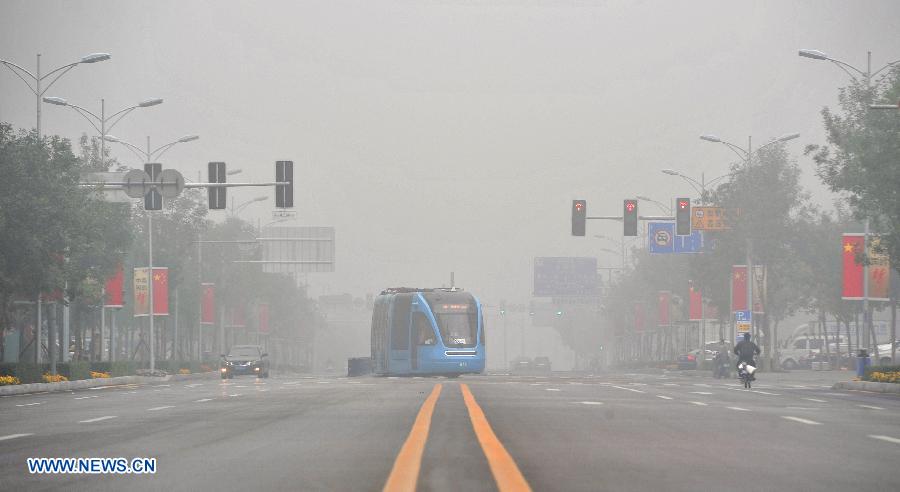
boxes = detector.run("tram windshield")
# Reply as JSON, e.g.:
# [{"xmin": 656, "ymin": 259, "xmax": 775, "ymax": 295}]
[{"xmin": 423, "ymin": 294, "xmax": 478, "ymax": 348}]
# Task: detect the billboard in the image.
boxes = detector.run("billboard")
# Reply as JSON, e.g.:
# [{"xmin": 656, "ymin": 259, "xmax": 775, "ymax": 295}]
[{"xmin": 533, "ymin": 257, "xmax": 598, "ymax": 297}]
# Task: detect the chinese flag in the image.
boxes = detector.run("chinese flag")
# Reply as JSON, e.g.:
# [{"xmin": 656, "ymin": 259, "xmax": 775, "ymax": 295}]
[
  {"xmin": 868, "ymin": 237, "xmax": 891, "ymax": 300},
  {"xmin": 201, "ymin": 283, "xmax": 215, "ymax": 324},
  {"xmin": 842, "ymin": 235, "xmax": 864, "ymax": 299},
  {"xmin": 731, "ymin": 266, "xmax": 748, "ymax": 311},
  {"xmin": 258, "ymin": 303, "xmax": 270, "ymax": 334},
  {"xmin": 689, "ymin": 284, "xmax": 703, "ymax": 321},
  {"xmin": 152, "ymin": 268, "xmax": 169, "ymax": 315},
  {"xmin": 105, "ymin": 264, "xmax": 124, "ymax": 307},
  {"xmin": 658, "ymin": 291, "xmax": 671, "ymax": 326}
]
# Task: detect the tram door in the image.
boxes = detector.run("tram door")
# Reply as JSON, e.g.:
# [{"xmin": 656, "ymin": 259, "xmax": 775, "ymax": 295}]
[{"xmin": 390, "ymin": 294, "xmax": 413, "ymax": 372}]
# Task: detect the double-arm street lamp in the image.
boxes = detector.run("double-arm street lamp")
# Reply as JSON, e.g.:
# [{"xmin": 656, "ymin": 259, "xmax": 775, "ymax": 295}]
[
  {"xmin": 1, "ymin": 52, "xmax": 110, "ymax": 138},
  {"xmin": 231, "ymin": 196, "xmax": 269, "ymax": 216},
  {"xmin": 660, "ymin": 170, "xmax": 737, "ymax": 205},
  {"xmin": 43, "ymin": 97, "xmax": 163, "ymax": 168},
  {"xmin": 696, "ymin": 132, "xmax": 799, "ymax": 371},
  {"xmin": 104, "ymin": 134, "xmax": 199, "ymax": 373},
  {"xmin": 635, "ymin": 195, "xmax": 672, "ymax": 215},
  {"xmin": 103, "ymin": 134, "xmax": 199, "ymax": 165}
]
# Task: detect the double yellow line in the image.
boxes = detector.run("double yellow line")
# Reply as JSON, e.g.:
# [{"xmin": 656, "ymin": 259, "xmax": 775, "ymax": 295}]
[{"xmin": 383, "ymin": 383, "xmax": 532, "ymax": 492}]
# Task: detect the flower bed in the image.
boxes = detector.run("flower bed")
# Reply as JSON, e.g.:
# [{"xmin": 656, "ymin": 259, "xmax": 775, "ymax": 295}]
[
  {"xmin": 0, "ymin": 375, "xmax": 21, "ymax": 386},
  {"xmin": 42, "ymin": 373, "xmax": 68, "ymax": 383},
  {"xmin": 864, "ymin": 365, "xmax": 900, "ymax": 384},
  {"xmin": 90, "ymin": 371, "xmax": 111, "ymax": 379}
]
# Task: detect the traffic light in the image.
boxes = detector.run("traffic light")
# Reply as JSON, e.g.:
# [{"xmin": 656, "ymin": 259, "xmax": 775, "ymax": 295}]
[
  {"xmin": 623, "ymin": 199, "xmax": 638, "ymax": 236},
  {"xmin": 571, "ymin": 200, "xmax": 586, "ymax": 236},
  {"xmin": 208, "ymin": 162, "xmax": 226, "ymax": 210},
  {"xmin": 676, "ymin": 197, "xmax": 691, "ymax": 236},
  {"xmin": 144, "ymin": 163, "xmax": 162, "ymax": 210},
  {"xmin": 275, "ymin": 160, "xmax": 293, "ymax": 208}
]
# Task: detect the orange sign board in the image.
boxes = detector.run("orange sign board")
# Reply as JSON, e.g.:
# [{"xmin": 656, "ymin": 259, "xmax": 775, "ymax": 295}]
[{"xmin": 691, "ymin": 206, "xmax": 731, "ymax": 231}]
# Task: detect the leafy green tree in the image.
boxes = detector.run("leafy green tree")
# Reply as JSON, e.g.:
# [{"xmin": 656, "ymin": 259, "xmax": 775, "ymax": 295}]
[{"xmin": 807, "ymin": 66, "xmax": 900, "ymax": 266}]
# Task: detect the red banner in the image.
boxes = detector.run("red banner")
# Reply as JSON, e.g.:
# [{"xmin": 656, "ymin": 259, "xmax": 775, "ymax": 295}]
[
  {"xmin": 731, "ymin": 266, "xmax": 748, "ymax": 312},
  {"xmin": 105, "ymin": 264, "xmax": 124, "ymax": 307},
  {"xmin": 258, "ymin": 302, "xmax": 270, "ymax": 334},
  {"xmin": 658, "ymin": 291, "xmax": 670, "ymax": 326},
  {"xmin": 201, "ymin": 283, "xmax": 215, "ymax": 324},
  {"xmin": 689, "ymin": 284, "xmax": 703, "ymax": 321},
  {"xmin": 843, "ymin": 234, "xmax": 891, "ymax": 301},
  {"xmin": 152, "ymin": 268, "xmax": 168, "ymax": 315}
]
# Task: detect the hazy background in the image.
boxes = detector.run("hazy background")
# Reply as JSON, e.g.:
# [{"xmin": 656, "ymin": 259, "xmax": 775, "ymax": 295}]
[{"xmin": 2, "ymin": 0, "xmax": 899, "ymax": 305}]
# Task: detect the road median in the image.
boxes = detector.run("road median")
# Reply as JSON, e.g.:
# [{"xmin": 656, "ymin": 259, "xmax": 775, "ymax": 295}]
[
  {"xmin": 0, "ymin": 371, "xmax": 219, "ymax": 396},
  {"xmin": 832, "ymin": 380, "xmax": 900, "ymax": 394}
]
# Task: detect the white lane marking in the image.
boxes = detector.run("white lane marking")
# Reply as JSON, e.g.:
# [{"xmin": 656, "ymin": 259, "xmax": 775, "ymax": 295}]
[
  {"xmin": 235, "ymin": 385, "xmax": 247, "ymax": 388},
  {"xmin": 316, "ymin": 381, "xmax": 330, "ymax": 384},
  {"xmin": 15, "ymin": 402, "xmax": 42, "ymax": 407},
  {"xmin": 0, "ymin": 433, "xmax": 33, "ymax": 441},
  {"xmin": 147, "ymin": 406, "xmax": 174, "ymax": 411},
  {"xmin": 690, "ymin": 401, "xmax": 708, "ymax": 406},
  {"xmin": 282, "ymin": 381, "xmax": 303, "ymax": 385},
  {"xmin": 612, "ymin": 385, "xmax": 645, "ymax": 394},
  {"xmin": 194, "ymin": 398, "xmax": 213, "ymax": 403},
  {"xmin": 857, "ymin": 405, "xmax": 884, "ymax": 410},
  {"xmin": 156, "ymin": 384, "xmax": 170, "ymax": 387},
  {"xmin": 803, "ymin": 398, "xmax": 827, "ymax": 403},
  {"xmin": 656, "ymin": 395, "xmax": 673, "ymax": 400},
  {"xmin": 577, "ymin": 401, "xmax": 604, "ymax": 405},
  {"xmin": 74, "ymin": 395, "xmax": 100, "ymax": 400},
  {"xmin": 789, "ymin": 385, "xmax": 808, "ymax": 389},
  {"xmin": 822, "ymin": 393, "xmax": 846, "ymax": 397},
  {"xmin": 631, "ymin": 383, "xmax": 647, "ymax": 386},
  {"xmin": 728, "ymin": 407, "xmax": 750, "ymax": 412},
  {"xmin": 786, "ymin": 407, "xmax": 820, "ymax": 411},
  {"xmin": 545, "ymin": 388, "xmax": 561, "ymax": 392},
  {"xmin": 185, "ymin": 383, "xmax": 203, "ymax": 388},
  {"xmin": 751, "ymin": 390, "xmax": 780, "ymax": 396},
  {"xmin": 693, "ymin": 383, "xmax": 711, "ymax": 387},
  {"xmin": 663, "ymin": 383, "xmax": 679, "ymax": 386},
  {"xmin": 228, "ymin": 394, "xmax": 242, "ymax": 397},
  {"xmin": 79, "ymin": 416, "xmax": 117, "ymax": 423},
  {"xmin": 690, "ymin": 391, "xmax": 713, "ymax": 395},
  {"xmin": 869, "ymin": 435, "xmax": 900, "ymax": 445},
  {"xmin": 782, "ymin": 416, "xmax": 822, "ymax": 425}
]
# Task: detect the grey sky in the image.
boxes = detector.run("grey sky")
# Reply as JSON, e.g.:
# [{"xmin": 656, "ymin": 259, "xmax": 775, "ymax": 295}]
[{"xmin": 2, "ymin": 0, "xmax": 899, "ymax": 304}]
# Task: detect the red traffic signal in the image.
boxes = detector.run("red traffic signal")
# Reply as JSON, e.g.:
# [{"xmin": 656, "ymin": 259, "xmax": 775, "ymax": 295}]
[{"xmin": 676, "ymin": 197, "xmax": 691, "ymax": 236}]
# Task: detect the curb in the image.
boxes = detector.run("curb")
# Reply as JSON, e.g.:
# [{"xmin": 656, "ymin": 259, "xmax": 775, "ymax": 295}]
[
  {"xmin": 0, "ymin": 371, "xmax": 218, "ymax": 396},
  {"xmin": 832, "ymin": 381, "xmax": 900, "ymax": 394}
]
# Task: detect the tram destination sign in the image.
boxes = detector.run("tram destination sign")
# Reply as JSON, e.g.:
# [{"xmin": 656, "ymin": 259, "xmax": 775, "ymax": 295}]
[{"xmin": 533, "ymin": 257, "xmax": 598, "ymax": 297}]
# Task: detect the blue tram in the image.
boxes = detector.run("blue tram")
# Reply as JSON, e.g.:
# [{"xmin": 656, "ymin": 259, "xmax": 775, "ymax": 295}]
[{"xmin": 371, "ymin": 287, "xmax": 485, "ymax": 376}]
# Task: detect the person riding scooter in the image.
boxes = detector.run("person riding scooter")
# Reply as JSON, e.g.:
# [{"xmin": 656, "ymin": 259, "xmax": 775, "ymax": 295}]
[{"xmin": 712, "ymin": 343, "xmax": 731, "ymax": 378}]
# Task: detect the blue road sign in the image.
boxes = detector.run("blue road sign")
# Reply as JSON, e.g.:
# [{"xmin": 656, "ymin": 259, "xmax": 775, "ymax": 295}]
[
  {"xmin": 533, "ymin": 257, "xmax": 598, "ymax": 297},
  {"xmin": 648, "ymin": 222, "xmax": 703, "ymax": 254}
]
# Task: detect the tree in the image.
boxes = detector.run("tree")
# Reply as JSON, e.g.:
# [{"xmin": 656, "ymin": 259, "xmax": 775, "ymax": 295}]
[{"xmin": 807, "ymin": 66, "xmax": 900, "ymax": 267}]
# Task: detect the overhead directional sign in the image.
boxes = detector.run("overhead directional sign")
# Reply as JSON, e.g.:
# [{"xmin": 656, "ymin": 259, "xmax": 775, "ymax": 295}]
[
  {"xmin": 648, "ymin": 222, "xmax": 703, "ymax": 254},
  {"xmin": 691, "ymin": 206, "xmax": 731, "ymax": 231},
  {"xmin": 533, "ymin": 257, "xmax": 598, "ymax": 297}
]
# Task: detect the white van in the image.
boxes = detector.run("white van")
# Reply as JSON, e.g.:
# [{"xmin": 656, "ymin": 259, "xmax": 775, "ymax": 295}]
[{"xmin": 780, "ymin": 336, "xmax": 848, "ymax": 370}]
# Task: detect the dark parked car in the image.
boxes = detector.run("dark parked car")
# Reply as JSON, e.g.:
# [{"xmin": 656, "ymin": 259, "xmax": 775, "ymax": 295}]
[
  {"xmin": 533, "ymin": 356, "xmax": 552, "ymax": 374},
  {"xmin": 221, "ymin": 345, "xmax": 270, "ymax": 379},
  {"xmin": 676, "ymin": 349, "xmax": 717, "ymax": 370}
]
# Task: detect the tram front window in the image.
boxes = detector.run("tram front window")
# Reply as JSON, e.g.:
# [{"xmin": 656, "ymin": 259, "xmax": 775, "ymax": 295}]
[{"xmin": 433, "ymin": 312, "xmax": 477, "ymax": 348}]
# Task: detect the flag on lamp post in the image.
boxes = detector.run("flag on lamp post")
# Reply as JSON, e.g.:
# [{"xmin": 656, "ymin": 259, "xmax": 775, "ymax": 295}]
[
  {"xmin": 201, "ymin": 283, "xmax": 215, "ymax": 325},
  {"xmin": 843, "ymin": 234, "xmax": 891, "ymax": 301},
  {"xmin": 689, "ymin": 283, "xmax": 703, "ymax": 321},
  {"xmin": 258, "ymin": 302, "xmax": 270, "ymax": 334},
  {"xmin": 104, "ymin": 264, "xmax": 124, "ymax": 308},
  {"xmin": 731, "ymin": 266, "xmax": 747, "ymax": 312},
  {"xmin": 151, "ymin": 268, "xmax": 168, "ymax": 315},
  {"xmin": 658, "ymin": 291, "xmax": 671, "ymax": 326}
]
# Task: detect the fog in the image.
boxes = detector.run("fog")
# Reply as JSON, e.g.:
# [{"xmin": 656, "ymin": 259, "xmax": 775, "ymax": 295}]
[{"xmin": 2, "ymin": 0, "xmax": 898, "ymax": 306}]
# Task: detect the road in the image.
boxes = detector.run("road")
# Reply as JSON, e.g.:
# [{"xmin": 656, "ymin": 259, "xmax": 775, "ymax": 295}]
[{"xmin": 1, "ymin": 369, "xmax": 898, "ymax": 491}]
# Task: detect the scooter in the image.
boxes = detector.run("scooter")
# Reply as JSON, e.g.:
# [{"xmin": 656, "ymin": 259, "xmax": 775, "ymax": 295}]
[
  {"xmin": 713, "ymin": 358, "xmax": 730, "ymax": 379},
  {"xmin": 737, "ymin": 361, "xmax": 756, "ymax": 389}
]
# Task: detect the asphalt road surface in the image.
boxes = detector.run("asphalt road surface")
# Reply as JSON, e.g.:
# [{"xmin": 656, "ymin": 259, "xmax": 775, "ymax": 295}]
[{"xmin": 1, "ymin": 369, "xmax": 898, "ymax": 491}]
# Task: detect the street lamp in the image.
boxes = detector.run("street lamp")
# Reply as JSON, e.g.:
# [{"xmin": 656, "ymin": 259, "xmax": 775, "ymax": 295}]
[
  {"xmin": 104, "ymin": 134, "xmax": 199, "ymax": 164},
  {"xmin": 660, "ymin": 169, "xmax": 734, "ymax": 205},
  {"xmin": 870, "ymin": 100, "xmax": 900, "ymax": 110},
  {"xmin": 636, "ymin": 195, "xmax": 672, "ymax": 214},
  {"xmin": 104, "ymin": 134, "xmax": 198, "ymax": 373},
  {"xmin": 231, "ymin": 196, "xmax": 268, "ymax": 216},
  {"xmin": 1, "ymin": 52, "xmax": 111, "ymax": 138},
  {"xmin": 43, "ymin": 96, "xmax": 163, "ymax": 168},
  {"xmin": 698, "ymin": 131, "xmax": 800, "ymax": 372},
  {"xmin": 800, "ymin": 48, "xmax": 900, "ymax": 359}
]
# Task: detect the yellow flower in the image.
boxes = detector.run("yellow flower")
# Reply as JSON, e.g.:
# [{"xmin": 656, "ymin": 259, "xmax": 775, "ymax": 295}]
[
  {"xmin": 42, "ymin": 373, "xmax": 68, "ymax": 383},
  {"xmin": 90, "ymin": 371, "xmax": 110, "ymax": 379},
  {"xmin": 0, "ymin": 375, "xmax": 21, "ymax": 386}
]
